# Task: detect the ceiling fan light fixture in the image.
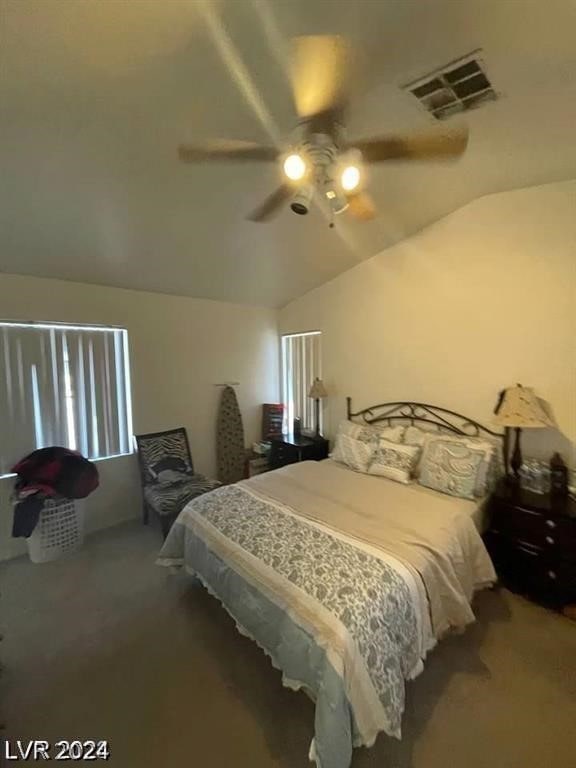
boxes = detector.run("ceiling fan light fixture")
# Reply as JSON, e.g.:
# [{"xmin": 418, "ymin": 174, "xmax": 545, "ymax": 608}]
[
  {"xmin": 324, "ymin": 183, "xmax": 348, "ymax": 215},
  {"xmin": 283, "ymin": 153, "xmax": 307, "ymax": 181},
  {"xmin": 340, "ymin": 164, "xmax": 361, "ymax": 192},
  {"xmin": 290, "ymin": 184, "xmax": 314, "ymax": 215}
]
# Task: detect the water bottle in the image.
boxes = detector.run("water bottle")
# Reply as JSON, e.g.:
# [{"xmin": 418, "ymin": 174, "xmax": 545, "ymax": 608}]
[{"xmin": 550, "ymin": 453, "xmax": 568, "ymax": 499}]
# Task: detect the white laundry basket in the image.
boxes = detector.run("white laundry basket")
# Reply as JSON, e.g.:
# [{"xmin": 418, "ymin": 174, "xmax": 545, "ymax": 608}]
[{"xmin": 27, "ymin": 497, "xmax": 84, "ymax": 563}]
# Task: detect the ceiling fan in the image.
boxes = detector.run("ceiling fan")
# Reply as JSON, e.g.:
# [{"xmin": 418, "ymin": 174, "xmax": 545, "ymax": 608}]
[{"xmin": 178, "ymin": 35, "xmax": 469, "ymax": 223}]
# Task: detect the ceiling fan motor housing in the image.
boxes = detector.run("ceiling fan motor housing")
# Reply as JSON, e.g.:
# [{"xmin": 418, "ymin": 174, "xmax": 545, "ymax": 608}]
[
  {"xmin": 288, "ymin": 133, "xmax": 344, "ymax": 215},
  {"xmin": 301, "ymin": 133, "xmax": 339, "ymax": 178},
  {"xmin": 306, "ymin": 133, "xmax": 350, "ymax": 214}
]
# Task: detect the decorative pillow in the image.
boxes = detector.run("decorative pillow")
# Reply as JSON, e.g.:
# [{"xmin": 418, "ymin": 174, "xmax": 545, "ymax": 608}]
[
  {"xmin": 476, "ymin": 439, "xmax": 505, "ymax": 495},
  {"xmin": 331, "ymin": 433, "xmax": 374, "ymax": 473},
  {"xmin": 372, "ymin": 423, "xmax": 406, "ymax": 443},
  {"xmin": 418, "ymin": 435, "xmax": 494, "ymax": 499},
  {"xmin": 404, "ymin": 425, "xmax": 435, "ymax": 447},
  {"xmin": 148, "ymin": 456, "xmax": 193, "ymax": 483},
  {"xmin": 156, "ymin": 469, "xmax": 191, "ymax": 486},
  {"xmin": 452, "ymin": 436, "xmax": 496, "ymax": 496},
  {"xmin": 334, "ymin": 420, "xmax": 404, "ymax": 446},
  {"xmin": 368, "ymin": 439, "xmax": 421, "ymax": 484}
]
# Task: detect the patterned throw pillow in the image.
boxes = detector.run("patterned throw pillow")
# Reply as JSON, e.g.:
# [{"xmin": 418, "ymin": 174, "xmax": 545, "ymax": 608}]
[
  {"xmin": 476, "ymin": 440, "xmax": 505, "ymax": 495},
  {"xmin": 418, "ymin": 435, "xmax": 494, "ymax": 499},
  {"xmin": 156, "ymin": 469, "xmax": 191, "ymax": 486},
  {"xmin": 331, "ymin": 433, "xmax": 374, "ymax": 473},
  {"xmin": 404, "ymin": 425, "xmax": 436, "ymax": 447},
  {"xmin": 368, "ymin": 439, "xmax": 421, "ymax": 484},
  {"xmin": 335, "ymin": 420, "xmax": 405, "ymax": 446},
  {"xmin": 149, "ymin": 456, "xmax": 193, "ymax": 482},
  {"xmin": 372, "ymin": 423, "xmax": 406, "ymax": 443}
]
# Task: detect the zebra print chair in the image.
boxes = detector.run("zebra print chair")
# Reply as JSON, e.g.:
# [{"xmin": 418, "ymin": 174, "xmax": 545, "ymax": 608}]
[{"xmin": 135, "ymin": 427, "xmax": 221, "ymax": 539}]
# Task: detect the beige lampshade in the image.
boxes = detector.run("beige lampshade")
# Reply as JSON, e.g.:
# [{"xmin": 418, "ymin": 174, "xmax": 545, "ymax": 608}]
[
  {"xmin": 308, "ymin": 378, "xmax": 328, "ymax": 399},
  {"xmin": 493, "ymin": 384, "xmax": 554, "ymax": 428}
]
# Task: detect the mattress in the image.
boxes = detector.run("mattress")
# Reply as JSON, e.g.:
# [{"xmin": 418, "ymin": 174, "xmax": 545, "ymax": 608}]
[{"xmin": 338, "ymin": 462, "xmax": 490, "ymax": 533}]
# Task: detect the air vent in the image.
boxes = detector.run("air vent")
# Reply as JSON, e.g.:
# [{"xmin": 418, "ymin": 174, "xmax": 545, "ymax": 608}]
[{"xmin": 404, "ymin": 52, "xmax": 497, "ymax": 120}]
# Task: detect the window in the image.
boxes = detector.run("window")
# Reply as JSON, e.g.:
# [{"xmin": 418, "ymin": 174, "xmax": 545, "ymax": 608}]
[
  {"xmin": 0, "ymin": 321, "xmax": 133, "ymax": 475},
  {"xmin": 281, "ymin": 331, "xmax": 322, "ymax": 433}
]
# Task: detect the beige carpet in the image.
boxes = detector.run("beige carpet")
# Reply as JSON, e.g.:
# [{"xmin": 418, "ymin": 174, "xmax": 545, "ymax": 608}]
[{"xmin": 1, "ymin": 520, "xmax": 575, "ymax": 768}]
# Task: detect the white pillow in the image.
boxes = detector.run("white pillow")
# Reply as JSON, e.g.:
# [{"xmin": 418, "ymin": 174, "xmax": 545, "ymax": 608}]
[
  {"xmin": 331, "ymin": 433, "xmax": 374, "ymax": 473},
  {"xmin": 335, "ymin": 420, "xmax": 404, "ymax": 445},
  {"xmin": 404, "ymin": 425, "xmax": 437, "ymax": 447},
  {"xmin": 372, "ymin": 423, "xmax": 406, "ymax": 443},
  {"xmin": 368, "ymin": 438, "xmax": 421, "ymax": 484}
]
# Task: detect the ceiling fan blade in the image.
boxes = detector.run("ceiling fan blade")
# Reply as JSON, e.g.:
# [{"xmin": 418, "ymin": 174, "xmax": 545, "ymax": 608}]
[
  {"xmin": 178, "ymin": 140, "xmax": 279, "ymax": 163},
  {"xmin": 347, "ymin": 191, "xmax": 376, "ymax": 221},
  {"xmin": 246, "ymin": 185, "xmax": 292, "ymax": 222},
  {"xmin": 290, "ymin": 35, "xmax": 350, "ymax": 120},
  {"xmin": 350, "ymin": 127, "xmax": 469, "ymax": 163}
]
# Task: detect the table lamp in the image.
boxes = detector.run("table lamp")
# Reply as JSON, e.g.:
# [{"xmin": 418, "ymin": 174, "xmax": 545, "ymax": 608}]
[
  {"xmin": 308, "ymin": 378, "xmax": 328, "ymax": 437},
  {"xmin": 493, "ymin": 384, "xmax": 554, "ymax": 483}
]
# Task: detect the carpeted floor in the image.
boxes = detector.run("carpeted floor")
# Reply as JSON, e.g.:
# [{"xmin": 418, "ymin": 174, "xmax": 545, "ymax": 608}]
[{"xmin": 1, "ymin": 520, "xmax": 575, "ymax": 768}]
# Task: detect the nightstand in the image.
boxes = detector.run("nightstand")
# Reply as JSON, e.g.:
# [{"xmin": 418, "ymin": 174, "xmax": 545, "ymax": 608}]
[
  {"xmin": 485, "ymin": 481, "xmax": 576, "ymax": 607},
  {"xmin": 269, "ymin": 434, "xmax": 329, "ymax": 471},
  {"xmin": 246, "ymin": 452, "xmax": 271, "ymax": 478}
]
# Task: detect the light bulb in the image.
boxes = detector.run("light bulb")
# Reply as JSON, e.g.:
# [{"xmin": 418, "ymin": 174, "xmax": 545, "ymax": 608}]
[
  {"xmin": 341, "ymin": 165, "xmax": 361, "ymax": 192},
  {"xmin": 283, "ymin": 153, "xmax": 307, "ymax": 181}
]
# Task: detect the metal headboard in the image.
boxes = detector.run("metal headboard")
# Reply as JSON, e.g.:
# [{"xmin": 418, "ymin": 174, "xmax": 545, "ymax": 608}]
[{"xmin": 346, "ymin": 397, "xmax": 504, "ymax": 441}]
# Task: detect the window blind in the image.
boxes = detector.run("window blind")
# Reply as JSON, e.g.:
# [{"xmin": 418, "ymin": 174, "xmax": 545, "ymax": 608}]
[
  {"xmin": 281, "ymin": 331, "xmax": 322, "ymax": 432},
  {"xmin": 0, "ymin": 322, "xmax": 132, "ymax": 475}
]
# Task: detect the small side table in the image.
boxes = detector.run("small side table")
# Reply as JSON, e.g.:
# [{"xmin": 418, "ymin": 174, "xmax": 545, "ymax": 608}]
[
  {"xmin": 484, "ymin": 481, "xmax": 576, "ymax": 608},
  {"xmin": 269, "ymin": 434, "xmax": 329, "ymax": 471}
]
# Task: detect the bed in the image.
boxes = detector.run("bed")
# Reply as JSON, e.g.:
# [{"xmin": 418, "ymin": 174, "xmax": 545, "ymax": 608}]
[{"xmin": 157, "ymin": 399, "xmax": 503, "ymax": 768}]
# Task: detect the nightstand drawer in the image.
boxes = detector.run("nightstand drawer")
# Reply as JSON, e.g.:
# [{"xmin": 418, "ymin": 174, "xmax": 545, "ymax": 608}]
[
  {"xmin": 486, "ymin": 532, "xmax": 576, "ymax": 603},
  {"xmin": 547, "ymin": 558, "xmax": 576, "ymax": 587},
  {"xmin": 491, "ymin": 503, "xmax": 576, "ymax": 558},
  {"xmin": 547, "ymin": 515, "xmax": 576, "ymax": 555},
  {"xmin": 269, "ymin": 443, "xmax": 300, "ymax": 469},
  {"xmin": 501, "ymin": 540, "xmax": 558, "ymax": 596},
  {"xmin": 269, "ymin": 436, "xmax": 329, "ymax": 470},
  {"xmin": 536, "ymin": 517, "xmax": 576, "ymax": 560},
  {"xmin": 491, "ymin": 504, "xmax": 548, "ymax": 546}
]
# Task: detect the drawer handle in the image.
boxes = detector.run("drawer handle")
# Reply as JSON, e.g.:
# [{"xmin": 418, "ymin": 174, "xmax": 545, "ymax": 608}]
[
  {"xmin": 547, "ymin": 570, "xmax": 557, "ymax": 580},
  {"xmin": 546, "ymin": 519, "xmax": 557, "ymax": 529},
  {"xmin": 518, "ymin": 545, "xmax": 539, "ymax": 557},
  {"xmin": 545, "ymin": 536, "xmax": 555, "ymax": 545}
]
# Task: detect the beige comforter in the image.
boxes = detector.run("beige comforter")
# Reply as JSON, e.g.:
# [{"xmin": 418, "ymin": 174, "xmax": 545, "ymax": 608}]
[{"xmin": 244, "ymin": 459, "xmax": 496, "ymax": 638}]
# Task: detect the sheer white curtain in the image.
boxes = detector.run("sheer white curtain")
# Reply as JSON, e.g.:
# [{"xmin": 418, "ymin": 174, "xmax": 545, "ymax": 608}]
[
  {"xmin": 0, "ymin": 322, "xmax": 132, "ymax": 474},
  {"xmin": 281, "ymin": 332, "xmax": 322, "ymax": 432}
]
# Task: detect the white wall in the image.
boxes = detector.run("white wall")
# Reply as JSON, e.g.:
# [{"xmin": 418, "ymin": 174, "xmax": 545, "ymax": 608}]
[
  {"xmin": 0, "ymin": 274, "xmax": 278, "ymax": 560},
  {"xmin": 279, "ymin": 181, "xmax": 576, "ymax": 467}
]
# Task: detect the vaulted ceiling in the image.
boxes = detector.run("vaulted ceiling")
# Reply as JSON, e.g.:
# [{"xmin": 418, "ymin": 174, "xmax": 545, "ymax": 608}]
[{"xmin": 1, "ymin": 0, "xmax": 575, "ymax": 307}]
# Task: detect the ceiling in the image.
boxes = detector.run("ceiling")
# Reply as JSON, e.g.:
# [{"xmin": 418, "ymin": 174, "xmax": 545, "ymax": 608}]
[{"xmin": 1, "ymin": 0, "xmax": 575, "ymax": 308}]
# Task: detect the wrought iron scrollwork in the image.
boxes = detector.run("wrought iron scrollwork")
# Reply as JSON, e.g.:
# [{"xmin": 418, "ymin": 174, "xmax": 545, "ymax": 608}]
[{"xmin": 346, "ymin": 397, "xmax": 503, "ymax": 440}]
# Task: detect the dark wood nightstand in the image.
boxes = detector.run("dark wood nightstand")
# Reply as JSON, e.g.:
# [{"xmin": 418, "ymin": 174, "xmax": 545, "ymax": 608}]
[
  {"xmin": 485, "ymin": 481, "xmax": 576, "ymax": 608},
  {"xmin": 269, "ymin": 434, "xmax": 329, "ymax": 470}
]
